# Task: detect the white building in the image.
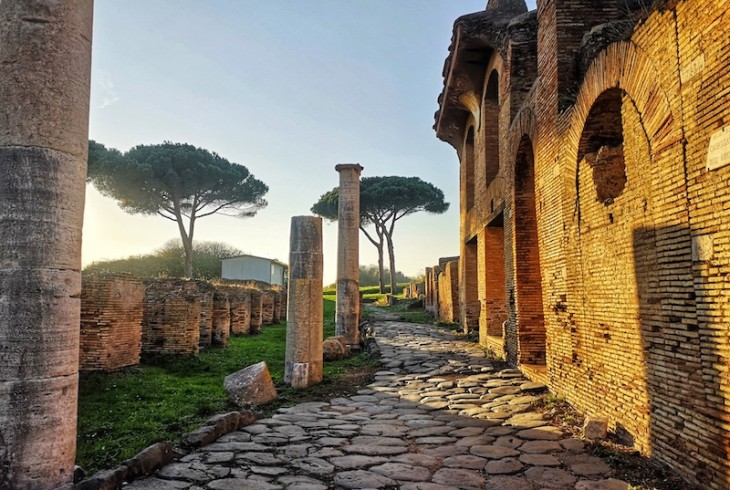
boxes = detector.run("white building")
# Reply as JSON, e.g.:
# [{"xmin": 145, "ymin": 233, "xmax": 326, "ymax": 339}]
[{"xmin": 220, "ymin": 254, "xmax": 288, "ymax": 287}]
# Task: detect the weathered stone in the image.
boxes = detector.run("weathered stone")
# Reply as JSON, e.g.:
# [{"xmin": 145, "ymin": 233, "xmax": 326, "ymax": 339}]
[
  {"xmin": 575, "ymin": 478, "xmax": 630, "ymax": 490},
  {"xmin": 519, "ymin": 440, "xmax": 563, "ymax": 453},
  {"xmin": 124, "ymin": 442, "xmax": 174, "ymax": 479},
  {"xmin": 208, "ymin": 479, "xmax": 281, "ymax": 490},
  {"xmin": 583, "ymin": 416, "xmax": 609, "ymax": 440},
  {"xmin": 561, "ymin": 437, "xmax": 586, "ymax": 452},
  {"xmin": 431, "ymin": 467, "xmax": 486, "ymax": 488},
  {"xmin": 470, "ymin": 445, "xmax": 520, "ymax": 459},
  {"xmin": 334, "ymin": 163, "xmax": 364, "ymax": 347},
  {"xmin": 442, "ymin": 454, "xmax": 489, "ymax": 469},
  {"xmin": 370, "ymin": 462, "xmax": 431, "ymax": 481},
  {"xmin": 485, "ymin": 476, "xmax": 533, "ymax": 490},
  {"xmin": 323, "ymin": 336, "xmax": 348, "ymax": 361},
  {"xmin": 285, "ymin": 216, "xmax": 324, "ymax": 388},
  {"xmin": 484, "ymin": 457, "xmax": 524, "ymax": 474},
  {"xmin": 516, "ymin": 426, "xmax": 564, "ymax": 440},
  {"xmin": 224, "ymin": 361, "xmax": 278, "ymax": 407},
  {"xmin": 76, "ymin": 466, "xmax": 128, "ymax": 490},
  {"xmin": 333, "ymin": 469, "xmax": 397, "ymax": 489},
  {"xmin": 330, "ymin": 455, "xmax": 388, "ymax": 469},
  {"xmin": 519, "ymin": 453, "xmax": 561, "ymax": 466},
  {"xmin": 524, "ymin": 466, "xmax": 577, "ymax": 488}
]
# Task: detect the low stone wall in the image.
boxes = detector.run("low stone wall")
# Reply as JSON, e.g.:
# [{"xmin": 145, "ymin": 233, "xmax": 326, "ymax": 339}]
[
  {"xmin": 226, "ymin": 288, "xmax": 252, "ymax": 336},
  {"xmin": 79, "ymin": 277, "xmax": 287, "ymax": 364},
  {"xmin": 211, "ymin": 291, "xmax": 231, "ymax": 347},
  {"xmin": 142, "ymin": 280, "xmax": 211, "ymax": 355},
  {"xmin": 79, "ymin": 273, "xmax": 145, "ymax": 371},
  {"xmin": 261, "ymin": 290, "xmax": 275, "ymax": 325},
  {"xmin": 249, "ymin": 289, "xmax": 263, "ymax": 334}
]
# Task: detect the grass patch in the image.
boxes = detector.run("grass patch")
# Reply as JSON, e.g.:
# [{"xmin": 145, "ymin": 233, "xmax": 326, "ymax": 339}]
[{"xmin": 76, "ymin": 296, "xmax": 374, "ymax": 474}]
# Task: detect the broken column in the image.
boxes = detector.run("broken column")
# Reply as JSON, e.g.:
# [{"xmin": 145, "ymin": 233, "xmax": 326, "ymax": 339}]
[
  {"xmin": 335, "ymin": 163, "xmax": 363, "ymax": 347},
  {"xmin": 0, "ymin": 2, "xmax": 93, "ymax": 488},
  {"xmin": 285, "ymin": 216, "xmax": 324, "ymax": 388}
]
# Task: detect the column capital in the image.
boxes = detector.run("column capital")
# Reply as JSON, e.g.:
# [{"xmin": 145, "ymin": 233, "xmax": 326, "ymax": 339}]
[{"xmin": 335, "ymin": 163, "xmax": 364, "ymax": 174}]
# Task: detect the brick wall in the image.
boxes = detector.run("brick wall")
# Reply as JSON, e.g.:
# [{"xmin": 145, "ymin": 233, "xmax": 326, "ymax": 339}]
[
  {"xmin": 435, "ymin": 0, "xmax": 730, "ymax": 486},
  {"xmin": 438, "ymin": 260, "xmax": 460, "ymax": 323},
  {"xmin": 142, "ymin": 280, "xmax": 204, "ymax": 355},
  {"xmin": 79, "ymin": 273, "xmax": 144, "ymax": 371}
]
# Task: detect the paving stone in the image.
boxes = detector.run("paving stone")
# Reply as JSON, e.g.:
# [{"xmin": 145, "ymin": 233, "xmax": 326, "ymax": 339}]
[
  {"xmin": 400, "ymin": 483, "xmax": 459, "ymax": 490},
  {"xmin": 485, "ymin": 476, "xmax": 533, "ymax": 490},
  {"xmin": 506, "ymin": 412, "xmax": 547, "ymax": 429},
  {"xmin": 519, "ymin": 440, "xmax": 563, "ymax": 453},
  {"xmin": 276, "ymin": 475, "xmax": 328, "ymax": 490},
  {"xmin": 248, "ymin": 465, "xmax": 288, "ymax": 476},
  {"xmin": 330, "ymin": 455, "xmax": 388, "ymax": 469},
  {"xmin": 471, "ymin": 445, "xmax": 520, "ymax": 459},
  {"xmin": 342, "ymin": 444, "xmax": 409, "ymax": 455},
  {"xmin": 370, "ymin": 462, "xmax": 431, "ymax": 481},
  {"xmin": 484, "ymin": 457, "xmax": 524, "ymax": 475},
  {"xmin": 519, "ymin": 382, "xmax": 547, "ymax": 392},
  {"xmin": 494, "ymin": 436, "xmax": 523, "ymax": 449},
  {"xmin": 333, "ymin": 469, "xmax": 398, "ymax": 489},
  {"xmin": 516, "ymin": 426, "xmax": 564, "ymax": 440},
  {"xmin": 351, "ymin": 435, "xmax": 408, "ymax": 446},
  {"xmin": 156, "ymin": 464, "xmax": 208, "ymax": 483},
  {"xmin": 289, "ymin": 457, "xmax": 335, "ymax": 476},
  {"xmin": 442, "ymin": 454, "xmax": 489, "ymax": 469},
  {"xmin": 431, "ymin": 467, "xmax": 487, "ymax": 488},
  {"xmin": 205, "ymin": 452, "xmax": 234, "ymax": 464},
  {"xmin": 561, "ymin": 437, "xmax": 586, "ymax": 452},
  {"xmin": 238, "ymin": 452, "xmax": 281, "ymax": 465},
  {"xmin": 519, "ymin": 453, "xmax": 561, "ymax": 466},
  {"xmin": 575, "ymin": 478, "xmax": 630, "ymax": 490},
  {"xmin": 524, "ymin": 466, "xmax": 577, "ymax": 488},
  {"xmin": 208, "ymin": 479, "xmax": 282, "ymax": 490},
  {"xmin": 124, "ymin": 479, "xmax": 192, "ymax": 490}
]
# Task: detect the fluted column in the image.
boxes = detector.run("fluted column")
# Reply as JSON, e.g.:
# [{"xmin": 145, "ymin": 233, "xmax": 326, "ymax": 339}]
[
  {"xmin": 335, "ymin": 163, "xmax": 363, "ymax": 347},
  {"xmin": 285, "ymin": 216, "xmax": 323, "ymax": 388},
  {"xmin": 0, "ymin": 1, "xmax": 94, "ymax": 488}
]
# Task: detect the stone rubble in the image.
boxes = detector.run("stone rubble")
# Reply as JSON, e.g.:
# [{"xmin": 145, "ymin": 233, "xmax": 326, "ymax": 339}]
[{"xmin": 126, "ymin": 320, "xmax": 629, "ymax": 489}]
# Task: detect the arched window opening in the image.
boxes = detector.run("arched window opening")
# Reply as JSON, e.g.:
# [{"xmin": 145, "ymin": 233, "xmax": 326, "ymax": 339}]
[{"xmin": 577, "ymin": 88, "xmax": 627, "ymax": 206}]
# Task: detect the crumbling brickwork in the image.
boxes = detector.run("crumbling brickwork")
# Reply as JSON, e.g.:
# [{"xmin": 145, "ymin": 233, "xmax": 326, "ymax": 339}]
[
  {"xmin": 142, "ymin": 280, "xmax": 204, "ymax": 355},
  {"xmin": 79, "ymin": 273, "xmax": 144, "ymax": 371},
  {"xmin": 437, "ymin": 260, "xmax": 460, "ymax": 323},
  {"xmin": 435, "ymin": 0, "xmax": 730, "ymax": 486}
]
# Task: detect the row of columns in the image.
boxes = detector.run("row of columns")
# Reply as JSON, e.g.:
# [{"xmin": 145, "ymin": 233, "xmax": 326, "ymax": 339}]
[{"xmin": 285, "ymin": 164, "xmax": 363, "ymax": 389}]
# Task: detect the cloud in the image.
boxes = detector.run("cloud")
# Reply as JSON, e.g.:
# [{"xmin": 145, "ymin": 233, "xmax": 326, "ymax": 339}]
[{"xmin": 96, "ymin": 70, "xmax": 119, "ymax": 109}]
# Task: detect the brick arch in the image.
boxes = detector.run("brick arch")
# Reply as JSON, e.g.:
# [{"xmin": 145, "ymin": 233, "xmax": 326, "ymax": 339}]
[
  {"xmin": 482, "ymin": 52, "xmax": 504, "ymax": 189},
  {"xmin": 510, "ymin": 106, "xmax": 538, "ymax": 163},
  {"xmin": 566, "ymin": 41, "xmax": 678, "ymax": 159}
]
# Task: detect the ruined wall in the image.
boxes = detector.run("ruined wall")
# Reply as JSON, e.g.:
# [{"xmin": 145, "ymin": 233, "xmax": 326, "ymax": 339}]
[
  {"xmin": 79, "ymin": 273, "xmax": 144, "ymax": 371},
  {"xmin": 142, "ymin": 280, "xmax": 203, "ymax": 355},
  {"xmin": 436, "ymin": 0, "xmax": 730, "ymax": 486},
  {"xmin": 261, "ymin": 290, "xmax": 275, "ymax": 325},
  {"xmin": 438, "ymin": 260, "xmax": 460, "ymax": 323},
  {"xmin": 211, "ymin": 291, "xmax": 230, "ymax": 347}
]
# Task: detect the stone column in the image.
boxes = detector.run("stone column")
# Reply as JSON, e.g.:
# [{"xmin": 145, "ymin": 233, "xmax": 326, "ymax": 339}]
[
  {"xmin": 0, "ymin": 1, "xmax": 93, "ymax": 489},
  {"xmin": 335, "ymin": 163, "xmax": 363, "ymax": 347},
  {"xmin": 285, "ymin": 216, "xmax": 323, "ymax": 388}
]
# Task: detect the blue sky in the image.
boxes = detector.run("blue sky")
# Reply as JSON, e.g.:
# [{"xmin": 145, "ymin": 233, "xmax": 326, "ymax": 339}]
[{"xmin": 84, "ymin": 1, "xmax": 538, "ymax": 283}]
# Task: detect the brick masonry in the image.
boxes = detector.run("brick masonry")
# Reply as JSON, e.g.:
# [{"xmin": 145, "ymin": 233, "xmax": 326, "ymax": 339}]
[
  {"xmin": 434, "ymin": 0, "xmax": 730, "ymax": 487},
  {"xmin": 79, "ymin": 273, "xmax": 144, "ymax": 371}
]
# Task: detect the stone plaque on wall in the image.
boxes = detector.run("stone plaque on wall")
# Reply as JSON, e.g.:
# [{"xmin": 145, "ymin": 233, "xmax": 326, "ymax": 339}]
[{"xmin": 707, "ymin": 126, "xmax": 730, "ymax": 171}]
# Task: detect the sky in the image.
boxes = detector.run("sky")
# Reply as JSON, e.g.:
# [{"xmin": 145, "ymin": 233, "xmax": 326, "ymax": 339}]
[{"xmin": 84, "ymin": 0, "xmax": 538, "ymax": 285}]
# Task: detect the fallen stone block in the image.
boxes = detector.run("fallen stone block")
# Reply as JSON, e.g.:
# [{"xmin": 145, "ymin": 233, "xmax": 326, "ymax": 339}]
[
  {"xmin": 323, "ymin": 336, "xmax": 348, "ymax": 361},
  {"xmin": 75, "ymin": 466, "xmax": 128, "ymax": 490},
  {"xmin": 123, "ymin": 441, "xmax": 174, "ymax": 479},
  {"xmin": 224, "ymin": 361, "xmax": 278, "ymax": 408},
  {"xmin": 583, "ymin": 416, "xmax": 609, "ymax": 440}
]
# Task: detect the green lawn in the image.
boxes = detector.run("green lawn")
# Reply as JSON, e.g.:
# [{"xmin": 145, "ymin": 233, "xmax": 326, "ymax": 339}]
[{"xmin": 76, "ymin": 296, "xmax": 374, "ymax": 473}]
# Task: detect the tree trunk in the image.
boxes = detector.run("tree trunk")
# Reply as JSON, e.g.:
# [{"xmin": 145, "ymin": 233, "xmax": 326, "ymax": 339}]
[
  {"xmin": 0, "ymin": 2, "xmax": 93, "ymax": 488},
  {"xmin": 385, "ymin": 231, "xmax": 397, "ymax": 295},
  {"xmin": 377, "ymin": 240, "xmax": 386, "ymax": 294}
]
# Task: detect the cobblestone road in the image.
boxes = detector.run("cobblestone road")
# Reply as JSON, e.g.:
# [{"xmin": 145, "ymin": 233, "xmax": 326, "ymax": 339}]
[{"xmin": 127, "ymin": 318, "xmax": 629, "ymax": 490}]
